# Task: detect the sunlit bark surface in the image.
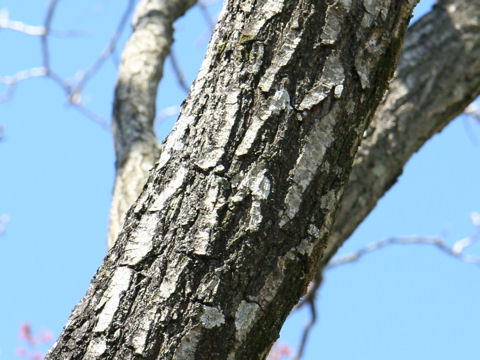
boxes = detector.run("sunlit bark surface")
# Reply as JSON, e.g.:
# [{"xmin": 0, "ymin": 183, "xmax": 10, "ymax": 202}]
[{"xmin": 47, "ymin": 0, "xmax": 417, "ymax": 358}]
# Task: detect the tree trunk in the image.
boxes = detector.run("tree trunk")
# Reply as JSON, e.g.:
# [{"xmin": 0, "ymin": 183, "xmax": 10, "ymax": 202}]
[{"xmin": 46, "ymin": 0, "xmax": 417, "ymax": 359}]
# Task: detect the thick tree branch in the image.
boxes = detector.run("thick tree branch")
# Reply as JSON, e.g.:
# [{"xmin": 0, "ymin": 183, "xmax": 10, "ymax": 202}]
[
  {"xmin": 108, "ymin": 0, "xmax": 198, "ymax": 249},
  {"xmin": 47, "ymin": 0, "xmax": 417, "ymax": 358},
  {"xmin": 320, "ymin": 0, "xmax": 480, "ymax": 270}
]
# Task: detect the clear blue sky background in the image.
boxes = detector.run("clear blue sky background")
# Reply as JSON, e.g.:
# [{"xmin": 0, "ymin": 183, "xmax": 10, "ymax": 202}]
[{"xmin": 0, "ymin": 1, "xmax": 479, "ymax": 359}]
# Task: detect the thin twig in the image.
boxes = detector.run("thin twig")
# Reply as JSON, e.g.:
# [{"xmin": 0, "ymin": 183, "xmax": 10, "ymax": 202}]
[
  {"xmin": 293, "ymin": 299, "xmax": 317, "ymax": 360},
  {"xmin": 326, "ymin": 234, "xmax": 480, "ymax": 269},
  {"xmin": 170, "ymin": 0, "xmax": 220, "ymax": 93},
  {"xmin": 1, "ymin": 0, "xmax": 134, "ymax": 129},
  {"xmin": 0, "ymin": 67, "xmax": 47, "ymax": 102},
  {"xmin": 156, "ymin": 105, "xmax": 181, "ymax": 122},
  {"xmin": 0, "ymin": 8, "xmax": 87, "ymax": 37},
  {"xmin": 71, "ymin": 0, "xmax": 135, "ymax": 97},
  {"xmin": 71, "ymin": 103, "xmax": 110, "ymax": 131},
  {"xmin": 198, "ymin": 1, "xmax": 216, "ymax": 31},
  {"xmin": 0, "ymin": 9, "xmax": 45, "ymax": 35},
  {"xmin": 169, "ymin": 50, "xmax": 190, "ymax": 94},
  {"xmin": 0, "ymin": 67, "xmax": 47, "ymax": 85},
  {"xmin": 292, "ymin": 230, "xmax": 480, "ymax": 359},
  {"xmin": 41, "ymin": 0, "xmax": 59, "ymax": 71}
]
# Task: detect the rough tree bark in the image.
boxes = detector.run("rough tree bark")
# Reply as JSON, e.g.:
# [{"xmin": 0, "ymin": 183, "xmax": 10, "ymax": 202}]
[
  {"xmin": 320, "ymin": 0, "xmax": 480, "ymax": 268},
  {"xmin": 46, "ymin": 0, "xmax": 418, "ymax": 359}
]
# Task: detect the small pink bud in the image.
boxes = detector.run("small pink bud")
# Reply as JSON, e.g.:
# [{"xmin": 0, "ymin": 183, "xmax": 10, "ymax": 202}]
[
  {"xmin": 19, "ymin": 323, "xmax": 34, "ymax": 344},
  {"xmin": 15, "ymin": 347, "xmax": 26, "ymax": 356},
  {"xmin": 39, "ymin": 330, "xmax": 53, "ymax": 343}
]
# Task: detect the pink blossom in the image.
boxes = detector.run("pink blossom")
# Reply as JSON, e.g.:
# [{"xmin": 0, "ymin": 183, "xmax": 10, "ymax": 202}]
[
  {"xmin": 39, "ymin": 330, "xmax": 53, "ymax": 343},
  {"xmin": 268, "ymin": 343, "xmax": 293, "ymax": 360},
  {"xmin": 15, "ymin": 347, "xmax": 26, "ymax": 356},
  {"xmin": 19, "ymin": 323, "xmax": 35, "ymax": 345}
]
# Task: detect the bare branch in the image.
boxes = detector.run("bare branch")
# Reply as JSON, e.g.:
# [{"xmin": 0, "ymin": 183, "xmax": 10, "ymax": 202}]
[
  {"xmin": 169, "ymin": 50, "xmax": 190, "ymax": 94},
  {"xmin": 0, "ymin": 9, "xmax": 45, "ymax": 35},
  {"xmin": 41, "ymin": 0, "xmax": 59, "ymax": 71},
  {"xmin": 293, "ymin": 300, "xmax": 317, "ymax": 360},
  {"xmin": 156, "ymin": 105, "xmax": 181, "ymax": 123},
  {"xmin": 197, "ymin": 1, "xmax": 216, "ymax": 31},
  {"xmin": 0, "ymin": 0, "xmax": 134, "ymax": 129},
  {"xmin": 71, "ymin": 0, "xmax": 135, "ymax": 97},
  {"xmin": 71, "ymin": 103, "xmax": 110, "ymax": 131},
  {"xmin": 169, "ymin": 0, "xmax": 221, "ymax": 94},
  {"xmin": 0, "ymin": 7, "xmax": 88, "ymax": 37},
  {"xmin": 292, "ymin": 230, "xmax": 480, "ymax": 359},
  {"xmin": 327, "ymin": 234, "xmax": 480, "ymax": 269},
  {"xmin": 319, "ymin": 0, "xmax": 480, "ymax": 272},
  {"xmin": 295, "ymin": 214, "xmax": 480, "ymax": 359},
  {"xmin": 0, "ymin": 67, "xmax": 47, "ymax": 102}
]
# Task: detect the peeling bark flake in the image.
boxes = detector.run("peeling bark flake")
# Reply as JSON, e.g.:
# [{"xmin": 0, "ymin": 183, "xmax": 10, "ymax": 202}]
[
  {"xmin": 236, "ymin": 90, "xmax": 291, "ymax": 156},
  {"xmin": 197, "ymin": 275, "xmax": 221, "ymax": 302},
  {"xmin": 248, "ymin": 169, "xmax": 271, "ymax": 230},
  {"xmin": 159, "ymin": 257, "xmax": 188, "ymax": 299},
  {"xmin": 195, "ymin": 89, "xmax": 239, "ymax": 170},
  {"xmin": 150, "ymin": 166, "xmax": 188, "ymax": 211},
  {"xmin": 235, "ymin": 117, "xmax": 264, "ymax": 156},
  {"xmin": 299, "ymin": 54, "xmax": 344, "ymax": 110},
  {"xmin": 280, "ymin": 110, "xmax": 337, "ymax": 226},
  {"xmin": 121, "ymin": 212, "xmax": 156, "ymax": 265},
  {"xmin": 94, "ymin": 266, "xmax": 133, "ymax": 333},
  {"xmin": 231, "ymin": 165, "xmax": 271, "ymax": 230},
  {"xmin": 157, "ymin": 116, "xmax": 196, "ymax": 168},
  {"xmin": 242, "ymin": 0, "xmax": 285, "ymax": 36},
  {"xmin": 321, "ymin": 5, "xmax": 343, "ymax": 44},
  {"xmin": 131, "ymin": 307, "xmax": 157, "ymax": 355},
  {"xmin": 193, "ymin": 176, "xmax": 227, "ymax": 255},
  {"xmin": 84, "ymin": 337, "xmax": 107, "ymax": 359},
  {"xmin": 247, "ymin": 252, "xmax": 291, "ymax": 307},
  {"xmin": 259, "ymin": 30, "xmax": 302, "ymax": 93}
]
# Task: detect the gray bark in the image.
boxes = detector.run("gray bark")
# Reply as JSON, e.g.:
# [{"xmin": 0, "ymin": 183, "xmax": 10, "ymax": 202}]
[
  {"xmin": 321, "ymin": 0, "xmax": 480, "ymax": 270},
  {"xmin": 46, "ymin": 0, "xmax": 417, "ymax": 359},
  {"xmin": 108, "ymin": 0, "xmax": 197, "ymax": 249}
]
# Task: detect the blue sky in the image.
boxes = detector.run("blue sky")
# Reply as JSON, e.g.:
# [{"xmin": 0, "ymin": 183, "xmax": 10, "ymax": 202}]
[{"xmin": 0, "ymin": 1, "xmax": 479, "ymax": 359}]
